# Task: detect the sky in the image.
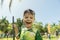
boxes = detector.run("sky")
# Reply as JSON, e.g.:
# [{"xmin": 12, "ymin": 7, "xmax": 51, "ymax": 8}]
[{"xmin": 0, "ymin": 0, "xmax": 60, "ymax": 25}]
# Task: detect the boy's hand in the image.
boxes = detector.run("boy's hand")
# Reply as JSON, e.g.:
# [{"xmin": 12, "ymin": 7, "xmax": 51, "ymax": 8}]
[
  {"xmin": 13, "ymin": 24, "xmax": 17, "ymax": 29},
  {"xmin": 13, "ymin": 24, "xmax": 19, "ymax": 39}
]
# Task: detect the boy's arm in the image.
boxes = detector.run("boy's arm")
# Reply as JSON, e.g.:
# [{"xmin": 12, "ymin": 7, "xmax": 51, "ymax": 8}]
[
  {"xmin": 35, "ymin": 30, "xmax": 43, "ymax": 40},
  {"xmin": 14, "ymin": 24, "xmax": 20, "ymax": 39}
]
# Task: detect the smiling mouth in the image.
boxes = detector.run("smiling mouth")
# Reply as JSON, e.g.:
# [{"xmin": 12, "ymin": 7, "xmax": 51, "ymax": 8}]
[{"xmin": 26, "ymin": 22, "xmax": 32, "ymax": 24}]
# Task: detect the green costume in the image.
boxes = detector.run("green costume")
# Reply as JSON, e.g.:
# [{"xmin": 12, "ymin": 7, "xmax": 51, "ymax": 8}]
[{"xmin": 20, "ymin": 27, "xmax": 43, "ymax": 40}]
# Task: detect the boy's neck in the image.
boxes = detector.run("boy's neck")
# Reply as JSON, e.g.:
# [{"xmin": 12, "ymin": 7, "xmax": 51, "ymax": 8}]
[{"xmin": 26, "ymin": 27, "xmax": 32, "ymax": 30}]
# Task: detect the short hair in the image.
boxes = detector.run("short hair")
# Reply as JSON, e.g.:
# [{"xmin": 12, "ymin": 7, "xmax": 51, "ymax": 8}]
[{"xmin": 23, "ymin": 9, "xmax": 35, "ymax": 16}]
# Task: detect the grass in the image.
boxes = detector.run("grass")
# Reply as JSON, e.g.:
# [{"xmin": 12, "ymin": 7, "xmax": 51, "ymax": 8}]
[
  {"xmin": 0, "ymin": 38, "xmax": 18, "ymax": 40},
  {"xmin": 43, "ymin": 35, "xmax": 60, "ymax": 40},
  {"xmin": 43, "ymin": 37, "xmax": 59, "ymax": 40},
  {"xmin": 0, "ymin": 37, "xmax": 60, "ymax": 40},
  {"xmin": 0, "ymin": 35, "xmax": 60, "ymax": 40}
]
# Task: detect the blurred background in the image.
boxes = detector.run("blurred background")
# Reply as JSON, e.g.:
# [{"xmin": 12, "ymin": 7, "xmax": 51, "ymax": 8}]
[{"xmin": 0, "ymin": 0, "xmax": 60, "ymax": 40}]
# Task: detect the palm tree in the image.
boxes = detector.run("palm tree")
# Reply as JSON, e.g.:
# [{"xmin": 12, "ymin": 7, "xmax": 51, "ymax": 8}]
[
  {"xmin": 16, "ymin": 18, "xmax": 23, "ymax": 36},
  {"xmin": 0, "ymin": 0, "xmax": 21, "ymax": 40},
  {"xmin": 1, "ymin": 0, "xmax": 21, "ymax": 11},
  {"xmin": 0, "ymin": 17, "xmax": 9, "ymax": 32}
]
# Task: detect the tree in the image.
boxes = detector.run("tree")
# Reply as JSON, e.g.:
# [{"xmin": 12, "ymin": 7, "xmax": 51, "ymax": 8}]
[
  {"xmin": 16, "ymin": 18, "xmax": 23, "ymax": 27},
  {"xmin": 16, "ymin": 18, "xmax": 23, "ymax": 36},
  {"xmin": 1, "ymin": 0, "xmax": 21, "ymax": 11},
  {"xmin": 43, "ymin": 24, "xmax": 48, "ymax": 33},
  {"xmin": 33, "ymin": 22, "xmax": 44, "ymax": 35},
  {"xmin": 50, "ymin": 23, "xmax": 58, "ymax": 34},
  {"xmin": 0, "ymin": 17, "xmax": 9, "ymax": 32}
]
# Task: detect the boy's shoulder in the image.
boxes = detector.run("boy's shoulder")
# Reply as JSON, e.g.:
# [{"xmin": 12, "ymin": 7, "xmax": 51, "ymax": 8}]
[
  {"xmin": 21, "ymin": 25, "xmax": 38, "ymax": 34},
  {"xmin": 32, "ymin": 28, "xmax": 38, "ymax": 33}
]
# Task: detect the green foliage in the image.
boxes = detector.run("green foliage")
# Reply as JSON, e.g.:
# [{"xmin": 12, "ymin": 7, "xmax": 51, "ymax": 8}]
[
  {"xmin": 0, "ymin": 17, "xmax": 60, "ymax": 35},
  {"xmin": 16, "ymin": 18, "xmax": 23, "ymax": 27},
  {"xmin": 0, "ymin": 17, "xmax": 9, "ymax": 32},
  {"xmin": 33, "ymin": 22, "xmax": 44, "ymax": 34},
  {"xmin": 16, "ymin": 18, "xmax": 23, "ymax": 36}
]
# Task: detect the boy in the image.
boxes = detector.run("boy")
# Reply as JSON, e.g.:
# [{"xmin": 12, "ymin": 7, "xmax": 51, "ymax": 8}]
[{"xmin": 14, "ymin": 9, "xmax": 43, "ymax": 40}]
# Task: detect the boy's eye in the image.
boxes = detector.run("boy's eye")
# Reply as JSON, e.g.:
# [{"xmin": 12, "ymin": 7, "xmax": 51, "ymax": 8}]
[
  {"xmin": 30, "ymin": 17, "xmax": 33, "ymax": 19},
  {"xmin": 25, "ymin": 17, "xmax": 28, "ymax": 19}
]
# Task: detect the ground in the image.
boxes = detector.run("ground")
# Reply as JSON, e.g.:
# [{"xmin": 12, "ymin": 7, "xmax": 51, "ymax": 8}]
[{"xmin": 0, "ymin": 37, "xmax": 60, "ymax": 40}]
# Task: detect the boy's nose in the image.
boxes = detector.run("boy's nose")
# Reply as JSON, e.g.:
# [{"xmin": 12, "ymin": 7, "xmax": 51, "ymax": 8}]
[{"xmin": 27, "ymin": 18, "xmax": 31, "ymax": 21}]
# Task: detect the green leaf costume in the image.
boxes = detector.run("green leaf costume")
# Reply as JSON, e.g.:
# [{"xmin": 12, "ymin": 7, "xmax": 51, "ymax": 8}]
[{"xmin": 20, "ymin": 27, "xmax": 43, "ymax": 40}]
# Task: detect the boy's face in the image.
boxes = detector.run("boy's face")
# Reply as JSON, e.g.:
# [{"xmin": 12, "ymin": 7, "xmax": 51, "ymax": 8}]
[{"xmin": 23, "ymin": 13, "xmax": 35, "ymax": 28}]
